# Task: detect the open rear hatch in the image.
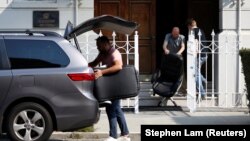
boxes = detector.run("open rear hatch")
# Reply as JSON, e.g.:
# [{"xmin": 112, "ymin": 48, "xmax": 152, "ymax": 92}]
[
  {"xmin": 64, "ymin": 15, "xmax": 140, "ymax": 103},
  {"xmin": 64, "ymin": 15, "xmax": 139, "ymax": 40}
]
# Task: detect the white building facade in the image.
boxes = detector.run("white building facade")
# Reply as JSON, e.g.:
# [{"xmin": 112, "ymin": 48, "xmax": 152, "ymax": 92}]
[
  {"xmin": 218, "ymin": 0, "xmax": 250, "ymax": 107},
  {"xmin": 0, "ymin": 0, "xmax": 250, "ymax": 109},
  {"xmin": 0, "ymin": 0, "xmax": 94, "ymax": 35}
]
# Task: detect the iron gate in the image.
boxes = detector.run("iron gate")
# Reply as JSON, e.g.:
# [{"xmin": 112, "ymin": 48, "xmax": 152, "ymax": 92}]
[{"xmin": 187, "ymin": 30, "xmax": 247, "ymax": 112}]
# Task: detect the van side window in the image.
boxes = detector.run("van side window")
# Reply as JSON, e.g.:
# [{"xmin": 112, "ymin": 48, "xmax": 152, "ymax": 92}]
[{"xmin": 5, "ymin": 39, "xmax": 70, "ymax": 69}]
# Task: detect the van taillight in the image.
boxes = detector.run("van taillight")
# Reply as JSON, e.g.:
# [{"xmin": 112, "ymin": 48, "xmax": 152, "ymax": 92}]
[{"xmin": 67, "ymin": 73, "xmax": 95, "ymax": 81}]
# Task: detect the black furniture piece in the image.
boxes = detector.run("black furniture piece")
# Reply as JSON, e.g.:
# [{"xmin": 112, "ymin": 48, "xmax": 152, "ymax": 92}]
[{"xmin": 151, "ymin": 54, "xmax": 184, "ymax": 106}]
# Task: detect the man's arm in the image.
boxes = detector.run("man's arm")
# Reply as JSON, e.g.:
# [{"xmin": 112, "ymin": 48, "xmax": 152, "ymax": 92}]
[
  {"xmin": 163, "ymin": 40, "xmax": 170, "ymax": 54},
  {"xmin": 177, "ymin": 42, "xmax": 185, "ymax": 55},
  {"xmin": 88, "ymin": 54, "xmax": 101, "ymax": 67},
  {"xmin": 176, "ymin": 35, "xmax": 185, "ymax": 55},
  {"xmin": 94, "ymin": 60, "xmax": 122, "ymax": 79}
]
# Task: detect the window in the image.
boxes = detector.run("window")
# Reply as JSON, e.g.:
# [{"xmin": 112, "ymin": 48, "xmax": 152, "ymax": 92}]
[{"xmin": 5, "ymin": 39, "xmax": 69, "ymax": 69}]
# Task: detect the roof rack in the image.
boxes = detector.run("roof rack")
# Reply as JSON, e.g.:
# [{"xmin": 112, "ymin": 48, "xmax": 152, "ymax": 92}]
[{"xmin": 0, "ymin": 30, "xmax": 62, "ymax": 37}]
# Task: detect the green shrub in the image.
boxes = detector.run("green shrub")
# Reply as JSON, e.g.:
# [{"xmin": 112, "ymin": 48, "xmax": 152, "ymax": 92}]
[
  {"xmin": 77, "ymin": 126, "xmax": 94, "ymax": 132},
  {"xmin": 239, "ymin": 49, "xmax": 250, "ymax": 110}
]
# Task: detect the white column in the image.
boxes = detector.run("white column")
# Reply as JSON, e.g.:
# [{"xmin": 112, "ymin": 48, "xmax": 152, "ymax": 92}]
[
  {"xmin": 74, "ymin": 0, "xmax": 78, "ymax": 26},
  {"xmin": 187, "ymin": 33, "xmax": 197, "ymax": 112},
  {"xmin": 218, "ymin": 0, "xmax": 248, "ymax": 107},
  {"xmin": 134, "ymin": 31, "xmax": 139, "ymax": 114}
]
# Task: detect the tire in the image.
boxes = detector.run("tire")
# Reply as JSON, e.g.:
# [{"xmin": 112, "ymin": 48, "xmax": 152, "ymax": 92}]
[{"xmin": 6, "ymin": 102, "xmax": 53, "ymax": 141}]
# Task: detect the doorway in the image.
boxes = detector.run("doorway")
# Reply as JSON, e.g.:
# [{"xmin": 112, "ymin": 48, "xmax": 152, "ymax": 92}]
[
  {"xmin": 94, "ymin": 0, "xmax": 219, "ymax": 77},
  {"xmin": 156, "ymin": 0, "xmax": 219, "ymax": 84},
  {"xmin": 94, "ymin": 0, "xmax": 156, "ymax": 75},
  {"xmin": 156, "ymin": 0, "xmax": 219, "ymax": 67}
]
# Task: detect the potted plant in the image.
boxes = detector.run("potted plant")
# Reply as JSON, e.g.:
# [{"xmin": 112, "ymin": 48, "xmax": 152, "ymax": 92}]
[{"xmin": 239, "ymin": 48, "xmax": 250, "ymax": 112}]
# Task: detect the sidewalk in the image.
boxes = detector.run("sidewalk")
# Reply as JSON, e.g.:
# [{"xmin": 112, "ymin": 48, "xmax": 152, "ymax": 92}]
[
  {"xmin": 49, "ymin": 107, "xmax": 250, "ymax": 141},
  {"xmin": 1, "ymin": 107, "xmax": 250, "ymax": 141},
  {"xmin": 94, "ymin": 108, "xmax": 250, "ymax": 133}
]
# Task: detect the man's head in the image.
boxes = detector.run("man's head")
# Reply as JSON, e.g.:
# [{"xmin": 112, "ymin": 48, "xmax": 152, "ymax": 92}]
[
  {"xmin": 171, "ymin": 27, "xmax": 180, "ymax": 39},
  {"xmin": 96, "ymin": 36, "xmax": 111, "ymax": 53},
  {"xmin": 187, "ymin": 18, "xmax": 197, "ymax": 30}
]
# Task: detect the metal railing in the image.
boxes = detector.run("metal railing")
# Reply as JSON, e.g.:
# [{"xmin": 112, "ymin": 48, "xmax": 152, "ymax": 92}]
[{"xmin": 187, "ymin": 30, "xmax": 247, "ymax": 112}]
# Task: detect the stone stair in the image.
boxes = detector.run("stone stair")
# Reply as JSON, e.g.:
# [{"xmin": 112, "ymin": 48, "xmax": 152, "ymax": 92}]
[
  {"xmin": 120, "ymin": 81, "xmax": 186, "ymax": 108},
  {"xmin": 121, "ymin": 80, "xmax": 218, "ymax": 108},
  {"xmin": 138, "ymin": 81, "xmax": 187, "ymax": 107}
]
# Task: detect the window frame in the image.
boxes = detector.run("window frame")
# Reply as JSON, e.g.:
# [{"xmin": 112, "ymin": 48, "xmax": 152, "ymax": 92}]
[{"xmin": 0, "ymin": 37, "xmax": 11, "ymax": 70}]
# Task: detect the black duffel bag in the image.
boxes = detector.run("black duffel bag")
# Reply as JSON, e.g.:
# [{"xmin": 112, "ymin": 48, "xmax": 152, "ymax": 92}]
[{"xmin": 94, "ymin": 65, "xmax": 140, "ymax": 102}]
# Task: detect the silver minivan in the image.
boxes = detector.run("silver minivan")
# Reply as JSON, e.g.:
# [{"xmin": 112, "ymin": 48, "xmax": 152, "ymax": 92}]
[{"xmin": 0, "ymin": 15, "xmax": 138, "ymax": 141}]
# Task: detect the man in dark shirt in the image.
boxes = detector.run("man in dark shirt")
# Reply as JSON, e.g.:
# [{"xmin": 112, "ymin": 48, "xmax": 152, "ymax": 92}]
[
  {"xmin": 89, "ymin": 36, "xmax": 130, "ymax": 141},
  {"xmin": 162, "ymin": 27, "xmax": 185, "ymax": 56},
  {"xmin": 187, "ymin": 19, "xmax": 207, "ymax": 99}
]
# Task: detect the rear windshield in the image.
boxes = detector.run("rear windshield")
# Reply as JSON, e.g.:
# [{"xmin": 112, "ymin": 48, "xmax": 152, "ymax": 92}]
[{"xmin": 5, "ymin": 39, "xmax": 70, "ymax": 69}]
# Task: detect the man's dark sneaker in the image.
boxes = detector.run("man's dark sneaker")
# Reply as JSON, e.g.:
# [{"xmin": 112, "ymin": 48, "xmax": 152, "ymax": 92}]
[
  {"xmin": 196, "ymin": 95, "xmax": 206, "ymax": 103},
  {"xmin": 201, "ymin": 95, "xmax": 206, "ymax": 100}
]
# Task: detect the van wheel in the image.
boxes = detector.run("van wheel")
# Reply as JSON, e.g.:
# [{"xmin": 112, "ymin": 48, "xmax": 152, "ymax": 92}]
[{"xmin": 6, "ymin": 102, "xmax": 53, "ymax": 141}]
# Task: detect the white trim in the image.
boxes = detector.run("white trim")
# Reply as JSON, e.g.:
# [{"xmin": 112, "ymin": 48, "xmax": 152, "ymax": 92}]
[{"xmin": 11, "ymin": 0, "xmax": 58, "ymax": 8}]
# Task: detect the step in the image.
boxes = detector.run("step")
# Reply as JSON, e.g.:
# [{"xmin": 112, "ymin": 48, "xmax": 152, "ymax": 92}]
[
  {"xmin": 125, "ymin": 80, "xmax": 219, "ymax": 107},
  {"xmin": 121, "ymin": 96, "xmax": 187, "ymax": 107},
  {"xmin": 139, "ymin": 81, "xmax": 153, "ymax": 89},
  {"xmin": 121, "ymin": 95, "xmax": 219, "ymax": 107},
  {"xmin": 139, "ymin": 75, "xmax": 152, "ymax": 82},
  {"xmin": 138, "ymin": 91, "xmax": 154, "ymax": 97},
  {"xmin": 140, "ymin": 81, "xmax": 215, "ymax": 89}
]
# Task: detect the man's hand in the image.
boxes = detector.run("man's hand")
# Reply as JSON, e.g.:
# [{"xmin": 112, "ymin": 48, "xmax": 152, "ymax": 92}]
[
  {"xmin": 94, "ymin": 69, "xmax": 103, "ymax": 79},
  {"xmin": 164, "ymin": 49, "xmax": 170, "ymax": 54},
  {"xmin": 177, "ymin": 52, "xmax": 182, "ymax": 56}
]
